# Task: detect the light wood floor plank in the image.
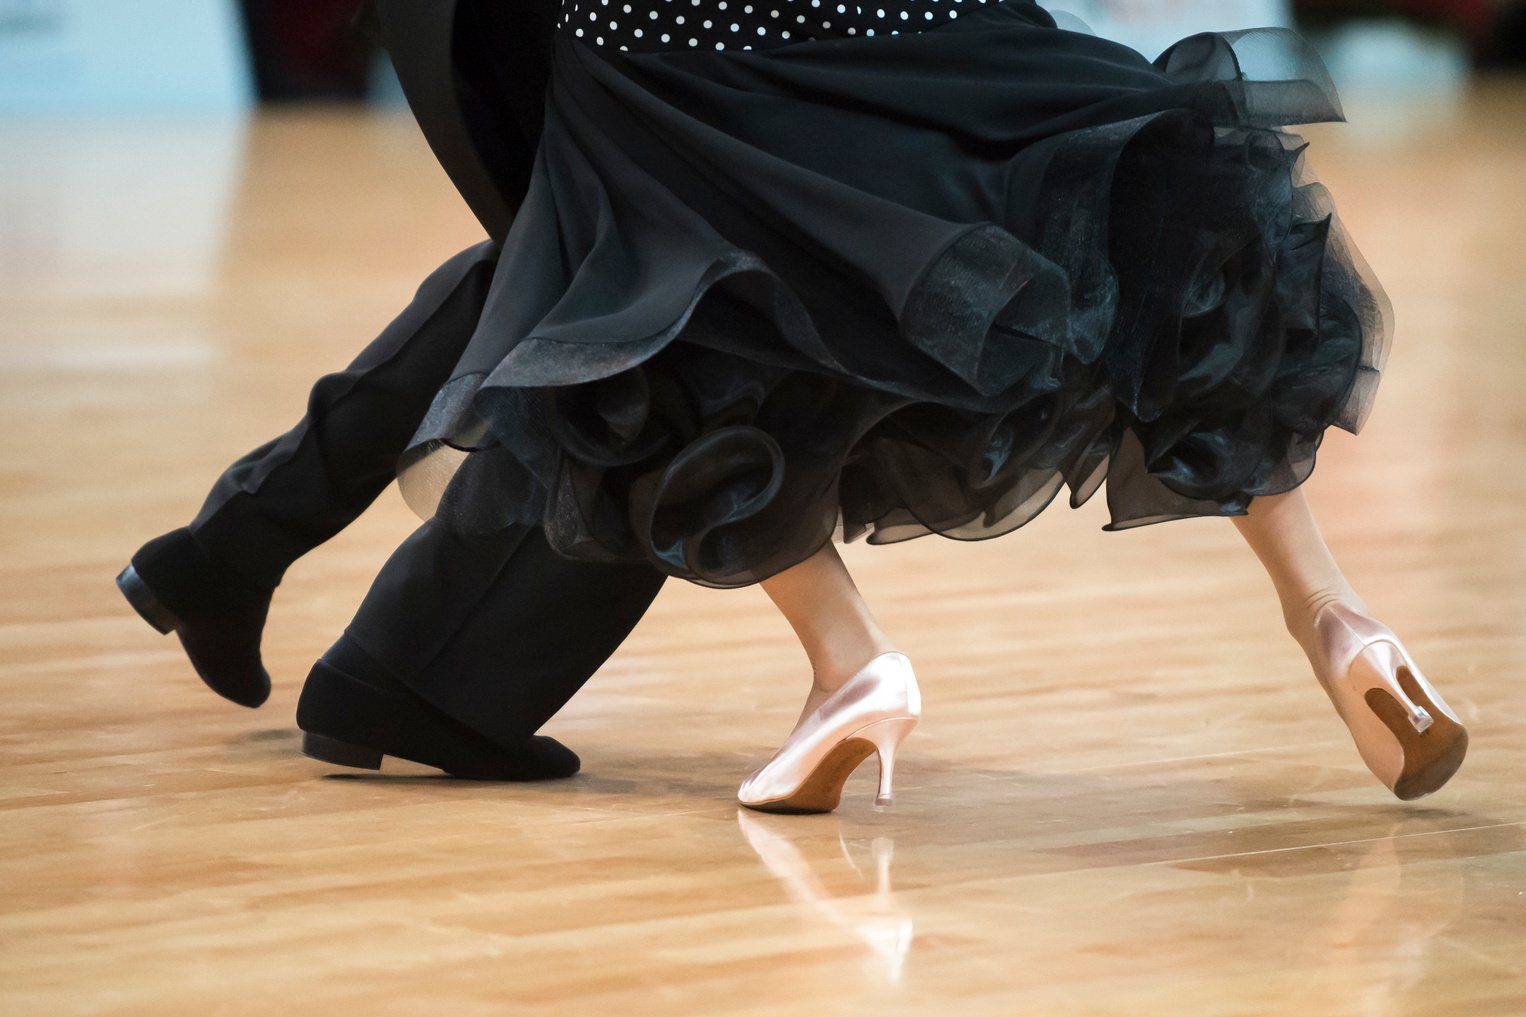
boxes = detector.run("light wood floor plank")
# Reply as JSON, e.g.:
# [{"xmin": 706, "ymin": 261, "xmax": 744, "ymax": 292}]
[{"xmin": 2, "ymin": 80, "xmax": 1524, "ymax": 1016}]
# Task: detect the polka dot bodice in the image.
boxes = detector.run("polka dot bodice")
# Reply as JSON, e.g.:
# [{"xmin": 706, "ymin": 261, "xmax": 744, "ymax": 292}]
[{"xmin": 558, "ymin": 0, "xmax": 1001, "ymax": 53}]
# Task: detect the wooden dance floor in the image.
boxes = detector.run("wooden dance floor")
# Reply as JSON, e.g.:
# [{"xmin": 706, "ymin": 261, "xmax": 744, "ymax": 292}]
[{"xmin": 3, "ymin": 80, "xmax": 1525, "ymax": 1016}]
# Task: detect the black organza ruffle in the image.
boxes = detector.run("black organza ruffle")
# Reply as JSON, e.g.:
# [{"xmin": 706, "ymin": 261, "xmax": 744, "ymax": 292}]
[{"xmin": 398, "ymin": 2, "xmax": 1392, "ymax": 588}]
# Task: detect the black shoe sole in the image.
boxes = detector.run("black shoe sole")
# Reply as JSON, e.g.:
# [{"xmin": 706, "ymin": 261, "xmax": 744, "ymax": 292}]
[
  {"xmin": 302, "ymin": 731, "xmax": 384, "ymax": 770},
  {"xmin": 116, "ymin": 565, "xmax": 180, "ymax": 635}
]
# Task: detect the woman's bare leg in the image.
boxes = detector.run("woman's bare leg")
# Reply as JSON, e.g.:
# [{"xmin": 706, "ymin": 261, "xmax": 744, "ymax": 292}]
[
  {"xmin": 759, "ymin": 542, "xmax": 897, "ymax": 723},
  {"xmin": 1231, "ymin": 486, "xmax": 1366, "ymax": 658}
]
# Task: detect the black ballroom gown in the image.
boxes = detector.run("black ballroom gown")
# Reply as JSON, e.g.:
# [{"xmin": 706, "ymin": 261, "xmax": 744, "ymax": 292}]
[{"xmin": 388, "ymin": 0, "xmax": 1393, "ymax": 588}]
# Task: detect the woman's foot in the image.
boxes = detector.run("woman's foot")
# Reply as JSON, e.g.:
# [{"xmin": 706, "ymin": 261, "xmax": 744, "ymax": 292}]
[
  {"xmin": 1294, "ymin": 598, "xmax": 1468, "ymax": 799},
  {"xmin": 750, "ymin": 542, "xmax": 913, "ymax": 812},
  {"xmin": 738, "ymin": 651, "xmax": 921, "ymax": 814},
  {"xmin": 1229, "ymin": 489, "xmax": 1467, "ymax": 799}
]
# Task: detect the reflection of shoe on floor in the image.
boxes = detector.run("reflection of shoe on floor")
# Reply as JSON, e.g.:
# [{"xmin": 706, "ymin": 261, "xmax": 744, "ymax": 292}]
[
  {"xmin": 736, "ymin": 810, "xmax": 914, "ymax": 983},
  {"xmin": 1280, "ymin": 824, "xmax": 1462, "ymax": 1013},
  {"xmin": 116, "ymin": 528, "xmax": 273, "ymax": 708},
  {"xmin": 296, "ymin": 637, "xmax": 580, "ymax": 780}
]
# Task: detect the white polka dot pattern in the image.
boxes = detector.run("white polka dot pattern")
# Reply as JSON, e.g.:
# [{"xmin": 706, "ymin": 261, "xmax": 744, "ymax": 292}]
[{"xmin": 560, "ymin": 0, "xmax": 992, "ymax": 52}]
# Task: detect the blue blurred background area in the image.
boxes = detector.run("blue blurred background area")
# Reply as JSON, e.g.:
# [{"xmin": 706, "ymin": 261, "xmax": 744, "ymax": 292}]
[{"xmin": 0, "ymin": 0, "xmax": 1520, "ymax": 116}]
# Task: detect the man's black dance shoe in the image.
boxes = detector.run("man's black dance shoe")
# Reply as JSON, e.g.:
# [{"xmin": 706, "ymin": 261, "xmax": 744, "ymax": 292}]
[
  {"xmin": 296, "ymin": 637, "xmax": 581, "ymax": 780},
  {"xmin": 116, "ymin": 528, "xmax": 273, "ymax": 708}
]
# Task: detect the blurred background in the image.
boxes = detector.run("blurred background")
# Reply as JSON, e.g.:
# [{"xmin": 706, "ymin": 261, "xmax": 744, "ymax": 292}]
[
  {"xmin": 0, "ymin": 0, "xmax": 1520, "ymax": 115},
  {"xmin": 2, "ymin": 0, "xmax": 1518, "ymax": 305}
]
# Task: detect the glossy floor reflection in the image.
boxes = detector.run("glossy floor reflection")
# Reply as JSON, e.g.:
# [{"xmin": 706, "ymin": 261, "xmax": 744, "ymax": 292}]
[
  {"xmin": 2, "ymin": 80, "xmax": 1525, "ymax": 1016},
  {"xmin": 737, "ymin": 811, "xmax": 914, "ymax": 986}
]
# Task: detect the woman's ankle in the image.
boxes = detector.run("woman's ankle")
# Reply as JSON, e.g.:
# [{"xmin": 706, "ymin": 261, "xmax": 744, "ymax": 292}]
[
  {"xmin": 806, "ymin": 631, "xmax": 898, "ymax": 694},
  {"xmin": 1284, "ymin": 586, "xmax": 1368, "ymax": 658}
]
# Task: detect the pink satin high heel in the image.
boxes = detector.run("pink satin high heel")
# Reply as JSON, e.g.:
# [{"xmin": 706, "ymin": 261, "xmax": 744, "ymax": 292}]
[
  {"xmin": 1308, "ymin": 602, "xmax": 1468, "ymax": 800},
  {"xmin": 738, "ymin": 651, "xmax": 920, "ymax": 814}
]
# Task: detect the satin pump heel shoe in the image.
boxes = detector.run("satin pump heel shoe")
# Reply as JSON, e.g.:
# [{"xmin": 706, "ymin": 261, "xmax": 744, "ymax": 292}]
[
  {"xmin": 1309, "ymin": 601, "xmax": 1468, "ymax": 800},
  {"xmin": 739, "ymin": 651, "xmax": 921, "ymax": 814}
]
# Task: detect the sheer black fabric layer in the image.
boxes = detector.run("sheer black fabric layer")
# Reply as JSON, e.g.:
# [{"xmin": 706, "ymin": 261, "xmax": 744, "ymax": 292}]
[{"xmin": 398, "ymin": 1, "xmax": 1393, "ymax": 588}]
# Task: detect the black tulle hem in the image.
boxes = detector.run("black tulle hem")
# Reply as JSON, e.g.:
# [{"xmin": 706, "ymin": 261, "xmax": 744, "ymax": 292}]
[{"xmin": 398, "ymin": 6, "xmax": 1392, "ymax": 588}]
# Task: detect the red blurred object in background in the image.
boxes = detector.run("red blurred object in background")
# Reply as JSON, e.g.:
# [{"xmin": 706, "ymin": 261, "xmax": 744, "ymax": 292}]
[
  {"xmin": 1291, "ymin": 0, "xmax": 1526, "ymax": 66},
  {"xmin": 239, "ymin": 0, "xmax": 377, "ymax": 101},
  {"xmin": 1291, "ymin": 0, "xmax": 1492, "ymax": 32}
]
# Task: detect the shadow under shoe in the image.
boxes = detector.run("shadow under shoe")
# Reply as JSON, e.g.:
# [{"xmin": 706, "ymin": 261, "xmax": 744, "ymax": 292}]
[
  {"xmin": 117, "ymin": 527, "xmax": 273, "ymax": 708},
  {"xmin": 296, "ymin": 638, "xmax": 580, "ymax": 781}
]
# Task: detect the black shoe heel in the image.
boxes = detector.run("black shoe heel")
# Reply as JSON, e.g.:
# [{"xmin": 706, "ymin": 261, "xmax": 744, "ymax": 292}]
[
  {"xmin": 302, "ymin": 732, "xmax": 384, "ymax": 770},
  {"xmin": 115, "ymin": 565, "xmax": 180, "ymax": 635}
]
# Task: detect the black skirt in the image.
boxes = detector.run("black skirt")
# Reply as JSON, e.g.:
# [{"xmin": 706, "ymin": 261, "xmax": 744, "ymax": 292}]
[{"xmin": 395, "ymin": 0, "xmax": 1392, "ymax": 588}]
